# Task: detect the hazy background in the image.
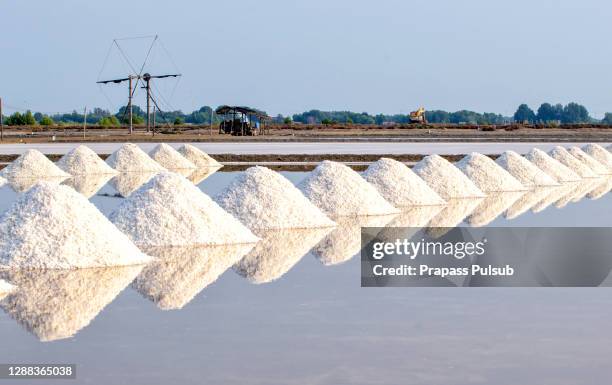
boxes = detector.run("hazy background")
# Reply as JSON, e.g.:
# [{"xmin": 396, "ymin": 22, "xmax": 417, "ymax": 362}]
[{"xmin": 1, "ymin": 0, "xmax": 610, "ymax": 117}]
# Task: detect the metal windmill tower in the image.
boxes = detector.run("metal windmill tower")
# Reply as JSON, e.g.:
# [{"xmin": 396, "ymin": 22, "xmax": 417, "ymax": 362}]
[{"xmin": 96, "ymin": 36, "xmax": 181, "ymax": 134}]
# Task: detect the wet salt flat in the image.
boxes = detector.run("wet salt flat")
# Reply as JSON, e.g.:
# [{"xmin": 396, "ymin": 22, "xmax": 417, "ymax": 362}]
[
  {"xmin": 0, "ymin": 171, "xmax": 612, "ymax": 385},
  {"xmin": 0, "ymin": 141, "xmax": 610, "ymax": 155}
]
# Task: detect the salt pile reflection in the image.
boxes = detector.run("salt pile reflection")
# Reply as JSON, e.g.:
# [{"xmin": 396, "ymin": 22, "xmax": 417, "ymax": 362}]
[
  {"xmin": 109, "ymin": 172, "xmax": 158, "ymax": 197},
  {"xmin": 312, "ymin": 215, "xmax": 396, "ymax": 266},
  {"xmin": 234, "ymin": 228, "xmax": 331, "ymax": 283},
  {"xmin": 504, "ymin": 187, "xmax": 557, "ymax": 220},
  {"xmin": 186, "ymin": 167, "xmax": 221, "ymax": 185},
  {"xmin": 62, "ymin": 173, "xmax": 115, "ymax": 198},
  {"xmin": 132, "ymin": 244, "xmax": 254, "ymax": 310},
  {"xmin": 5, "ymin": 175, "xmax": 69, "ymax": 193},
  {"xmin": 0, "ymin": 266, "xmax": 143, "ymax": 341},
  {"xmin": 426, "ymin": 198, "xmax": 482, "ymax": 238},
  {"xmin": 464, "ymin": 192, "xmax": 525, "ymax": 227}
]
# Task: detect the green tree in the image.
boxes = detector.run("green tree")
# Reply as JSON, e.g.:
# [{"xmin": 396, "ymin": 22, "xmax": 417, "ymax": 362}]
[
  {"xmin": 561, "ymin": 102, "xmax": 590, "ymax": 123},
  {"xmin": 98, "ymin": 116, "xmax": 120, "ymax": 127},
  {"xmin": 602, "ymin": 113, "xmax": 612, "ymax": 125},
  {"xmin": 39, "ymin": 116, "xmax": 54, "ymax": 126},
  {"xmin": 513, "ymin": 104, "xmax": 536, "ymax": 123},
  {"xmin": 283, "ymin": 116, "xmax": 292, "ymax": 124},
  {"xmin": 174, "ymin": 116, "xmax": 184, "ymax": 125}
]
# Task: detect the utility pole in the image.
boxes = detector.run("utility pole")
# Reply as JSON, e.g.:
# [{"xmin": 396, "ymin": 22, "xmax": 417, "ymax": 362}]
[
  {"xmin": 128, "ymin": 76, "xmax": 133, "ymax": 134},
  {"xmin": 0, "ymin": 97, "xmax": 3, "ymax": 141},
  {"xmin": 83, "ymin": 106, "xmax": 87, "ymax": 139},
  {"xmin": 144, "ymin": 73, "xmax": 151, "ymax": 133}
]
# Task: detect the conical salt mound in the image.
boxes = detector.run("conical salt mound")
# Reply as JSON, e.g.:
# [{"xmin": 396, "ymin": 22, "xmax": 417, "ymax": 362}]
[
  {"xmin": 234, "ymin": 228, "xmax": 330, "ymax": 284},
  {"xmin": 56, "ymin": 145, "xmax": 118, "ymax": 175},
  {"xmin": 0, "ymin": 266, "xmax": 143, "ymax": 341},
  {"xmin": 149, "ymin": 143, "xmax": 197, "ymax": 171},
  {"xmin": 0, "ymin": 183, "xmax": 150, "ymax": 269},
  {"xmin": 455, "ymin": 152, "xmax": 526, "ymax": 192},
  {"xmin": 312, "ymin": 215, "xmax": 396, "ymax": 266},
  {"xmin": 583, "ymin": 143, "xmax": 612, "ymax": 171},
  {"xmin": 110, "ymin": 172, "xmax": 259, "ymax": 247},
  {"xmin": 178, "ymin": 144, "xmax": 222, "ymax": 168},
  {"xmin": 298, "ymin": 161, "xmax": 399, "ymax": 217},
  {"xmin": 105, "ymin": 143, "xmax": 166, "ymax": 172},
  {"xmin": 363, "ymin": 158, "xmax": 446, "ymax": 206},
  {"xmin": 0, "ymin": 149, "xmax": 70, "ymax": 179},
  {"xmin": 132, "ymin": 244, "xmax": 253, "ymax": 310},
  {"xmin": 568, "ymin": 147, "xmax": 610, "ymax": 175},
  {"xmin": 215, "ymin": 166, "xmax": 335, "ymax": 230},
  {"xmin": 525, "ymin": 148, "xmax": 581, "ymax": 183},
  {"xmin": 412, "ymin": 155, "xmax": 486, "ymax": 199},
  {"xmin": 548, "ymin": 146, "xmax": 597, "ymax": 178},
  {"xmin": 62, "ymin": 174, "xmax": 114, "ymax": 198},
  {"xmin": 495, "ymin": 151, "xmax": 559, "ymax": 187}
]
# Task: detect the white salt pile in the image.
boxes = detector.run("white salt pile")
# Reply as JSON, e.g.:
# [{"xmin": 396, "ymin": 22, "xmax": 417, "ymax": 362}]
[
  {"xmin": 105, "ymin": 143, "xmax": 167, "ymax": 172},
  {"xmin": 149, "ymin": 143, "xmax": 197, "ymax": 171},
  {"xmin": 0, "ymin": 149, "xmax": 70, "ymax": 179},
  {"xmin": 495, "ymin": 151, "xmax": 559, "ymax": 187},
  {"xmin": 525, "ymin": 148, "xmax": 581, "ymax": 183},
  {"xmin": 298, "ymin": 160, "xmax": 399, "ymax": 217},
  {"xmin": 56, "ymin": 145, "xmax": 118, "ymax": 175},
  {"xmin": 215, "ymin": 166, "xmax": 335, "ymax": 230},
  {"xmin": 455, "ymin": 152, "xmax": 526, "ymax": 192},
  {"xmin": 0, "ymin": 182, "xmax": 151, "ymax": 269},
  {"xmin": 583, "ymin": 143, "xmax": 612, "ymax": 171},
  {"xmin": 110, "ymin": 172, "xmax": 259, "ymax": 247},
  {"xmin": 567, "ymin": 147, "xmax": 610, "ymax": 175},
  {"xmin": 0, "ymin": 266, "xmax": 143, "ymax": 341},
  {"xmin": 178, "ymin": 144, "xmax": 222, "ymax": 168},
  {"xmin": 312, "ymin": 215, "xmax": 396, "ymax": 266},
  {"xmin": 62, "ymin": 174, "xmax": 114, "ymax": 199},
  {"xmin": 412, "ymin": 155, "xmax": 486, "ymax": 199},
  {"xmin": 548, "ymin": 146, "xmax": 597, "ymax": 178},
  {"xmin": 234, "ymin": 228, "xmax": 330, "ymax": 283},
  {"xmin": 363, "ymin": 158, "xmax": 446, "ymax": 206},
  {"xmin": 132, "ymin": 244, "xmax": 253, "ymax": 310}
]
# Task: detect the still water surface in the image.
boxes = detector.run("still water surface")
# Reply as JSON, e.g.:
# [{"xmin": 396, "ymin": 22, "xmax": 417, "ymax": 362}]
[{"xmin": 0, "ymin": 171, "xmax": 611, "ymax": 385}]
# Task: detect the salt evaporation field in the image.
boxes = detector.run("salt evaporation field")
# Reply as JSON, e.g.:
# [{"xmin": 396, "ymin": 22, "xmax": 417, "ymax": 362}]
[{"xmin": 0, "ymin": 160, "xmax": 611, "ymax": 384}]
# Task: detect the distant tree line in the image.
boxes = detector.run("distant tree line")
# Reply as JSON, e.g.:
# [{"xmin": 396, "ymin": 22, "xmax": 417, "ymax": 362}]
[
  {"xmin": 1, "ymin": 102, "xmax": 611, "ymax": 126},
  {"xmin": 513, "ymin": 102, "xmax": 594, "ymax": 124}
]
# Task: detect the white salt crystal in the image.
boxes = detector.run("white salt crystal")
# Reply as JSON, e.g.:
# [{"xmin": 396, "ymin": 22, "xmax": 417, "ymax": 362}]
[
  {"xmin": 495, "ymin": 151, "xmax": 559, "ymax": 187},
  {"xmin": 567, "ymin": 147, "xmax": 610, "ymax": 175},
  {"xmin": 0, "ymin": 149, "xmax": 70, "ymax": 179},
  {"xmin": 412, "ymin": 155, "xmax": 486, "ymax": 199},
  {"xmin": 105, "ymin": 143, "xmax": 166, "ymax": 172},
  {"xmin": 583, "ymin": 143, "xmax": 612, "ymax": 171},
  {"xmin": 177, "ymin": 144, "xmax": 222, "ymax": 168},
  {"xmin": 56, "ymin": 145, "xmax": 118, "ymax": 175},
  {"xmin": 456, "ymin": 152, "xmax": 526, "ymax": 192},
  {"xmin": 548, "ymin": 146, "xmax": 597, "ymax": 178},
  {"xmin": 363, "ymin": 158, "xmax": 446, "ymax": 206},
  {"xmin": 110, "ymin": 172, "xmax": 259, "ymax": 247},
  {"xmin": 525, "ymin": 148, "xmax": 581, "ymax": 183},
  {"xmin": 149, "ymin": 143, "xmax": 197, "ymax": 171},
  {"xmin": 0, "ymin": 183, "xmax": 150, "ymax": 269},
  {"xmin": 298, "ymin": 160, "xmax": 399, "ymax": 217},
  {"xmin": 215, "ymin": 166, "xmax": 335, "ymax": 230}
]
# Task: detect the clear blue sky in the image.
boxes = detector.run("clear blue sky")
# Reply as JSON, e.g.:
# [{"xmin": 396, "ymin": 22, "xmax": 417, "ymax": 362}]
[{"xmin": 1, "ymin": 0, "xmax": 611, "ymax": 117}]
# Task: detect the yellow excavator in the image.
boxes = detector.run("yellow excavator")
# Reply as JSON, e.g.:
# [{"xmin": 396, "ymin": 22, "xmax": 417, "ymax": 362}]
[{"xmin": 409, "ymin": 107, "xmax": 427, "ymax": 124}]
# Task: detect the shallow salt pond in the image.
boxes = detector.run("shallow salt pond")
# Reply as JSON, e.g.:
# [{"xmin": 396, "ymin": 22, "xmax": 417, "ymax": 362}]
[{"xmin": 0, "ymin": 171, "xmax": 612, "ymax": 385}]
